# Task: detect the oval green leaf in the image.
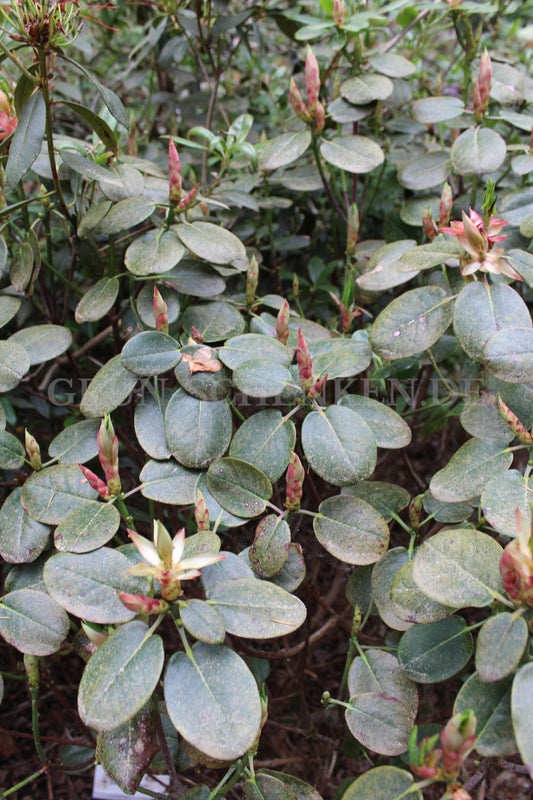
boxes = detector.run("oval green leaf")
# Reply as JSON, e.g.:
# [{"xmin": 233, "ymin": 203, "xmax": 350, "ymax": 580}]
[
  {"xmin": 75, "ymin": 277, "xmax": 120, "ymax": 323},
  {"xmin": 339, "ymin": 395, "xmax": 411, "ymax": 449},
  {"xmin": 54, "ymin": 502, "xmax": 121, "ymax": 553},
  {"xmin": 80, "ymin": 355, "xmax": 138, "ymax": 418},
  {"xmin": 21, "ymin": 464, "xmax": 97, "ymax": 524},
  {"xmin": 320, "ymin": 135, "xmax": 384, "ymax": 174},
  {"xmin": 258, "ymin": 130, "xmax": 311, "ymax": 171},
  {"xmin": 206, "ymin": 457, "xmax": 272, "ymax": 518},
  {"xmin": 430, "ymin": 438, "xmax": 512, "ymax": 502},
  {"xmin": 457, "ymin": 673, "xmax": 515, "ymax": 757},
  {"xmin": 314, "ymin": 495, "xmax": 389, "ymax": 565},
  {"xmin": 124, "ymin": 230, "xmax": 185, "ymax": 276},
  {"xmin": 0, "ymin": 589, "xmax": 69, "ymax": 656},
  {"xmin": 398, "ymin": 615, "xmax": 473, "ymax": 682},
  {"xmin": 0, "ymin": 341, "xmax": 30, "ymax": 391},
  {"xmin": 0, "ymin": 488, "xmax": 50, "ymax": 564},
  {"xmin": 484, "ymin": 328, "xmax": 533, "ymax": 383},
  {"xmin": 165, "ymin": 390, "xmax": 232, "ymax": 469},
  {"xmin": 229, "ymin": 409, "xmax": 294, "ymax": 483},
  {"xmin": 476, "ymin": 613, "xmax": 528, "ymax": 682},
  {"xmin": 9, "ymin": 325, "xmax": 72, "ymax": 365},
  {"xmin": 121, "ymin": 331, "xmax": 181, "ymax": 377},
  {"xmin": 451, "ymin": 127, "xmax": 507, "ymax": 175},
  {"xmin": 175, "ymin": 222, "xmax": 246, "ymax": 265}
]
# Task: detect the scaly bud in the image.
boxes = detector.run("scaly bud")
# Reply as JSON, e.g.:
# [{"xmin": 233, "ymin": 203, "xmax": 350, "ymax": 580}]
[
  {"xmin": 315, "ymin": 100, "xmax": 325, "ymax": 134},
  {"xmin": 292, "ymin": 273, "xmax": 300, "ymax": 297},
  {"xmin": 305, "ymin": 46, "xmax": 320, "ymax": 112},
  {"xmin": 168, "ymin": 136, "xmax": 182, "ymax": 205},
  {"xmin": 275, "ymin": 299, "xmax": 290, "ymax": 346},
  {"xmin": 289, "ymin": 76, "xmax": 311, "ymax": 122},
  {"xmin": 498, "ymin": 396, "xmax": 533, "ymax": 445},
  {"xmin": 408, "ymin": 727, "xmax": 443, "ymax": 780},
  {"xmin": 153, "ymin": 286, "xmax": 168, "ymax": 333},
  {"xmin": 409, "ymin": 494, "xmax": 424, "ymax": 529},
  {"xmin": 478, "ymin": 49, "xmax": 492, "ymax": 108},
  {"xmin": 190, "ymin": 326, "xmax": 203, "ymax": 344},
  {"xmin": 97, "ymin": 414, "xmax": 121, "ymax": 496},
  {"xmin": 285, "ymin": 451, "xmax": 305, "ymax": 511},
  {"xmin": 79, "ymin": 464, "xmax": 110, "ymax": 500},
  {"xmin": 500, "ymin": 509, "xmax": 533, "ymax": 607},
  {"xmin": 194, "ymin": 490, "xmax": 210, "ymax": 532},
  {"xmin": 440, "ymin": 710, "xmax": 476, "ymax": 780},
  {"xmin": 25, "ymin": 429, "xmax": 41, "ymax": 470},
  {"xmin": 296, "ymin": 328, "xmax": 313, "ymax": 393},
  {"xmin": 422, "ymin": 208, "xmax": 437, "ymax": 240},
  {"xmin": 178, "ymin": 182, "xmax": 200, "ymax": 210},
  {"xmin": 308, "ymin": 373, "xmax": 328, "ymax": 400},
  {"xmin": 346, "ymin": 203, "xmax": 359, "ymax": 256},
  {"xmin": 81, "ymin": 621, "xmax": 108, "ymax": 647},
  {"xmin": 246, "ymin": 256, "xmax": 259, "ymax": 306},
  {"xmin": 117, "ymin": 591, "xmax": 169, "ymax": 615},
  {"xmin": 332, "ymin": 0, "xmax": 346, "ymax": 25},
  {"xmin": 473, "ymin": 81, "xmax": 484, "ymax": 124},
  {"xmin": 439, "ymin": 182, "xmax": 453, "ymax": 228}
]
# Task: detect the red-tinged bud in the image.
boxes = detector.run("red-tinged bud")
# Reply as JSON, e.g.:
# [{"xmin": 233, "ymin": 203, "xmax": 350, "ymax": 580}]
[
  {"xmin": 285, "ymin": 451, "xmax": 305, "ymax": 511},
  {"xmin": 446, "ymin": 785, "xmax": 472, "ymax": 800},
  {"xmin": 308, "ymin": 373, "xmax": 327, "ymax": 400},
  {"xmin": 440, "ymin": 710, "xmax": 476, "ymax": 780},
  {"xmin": 498, "ymin": 396, "xmax": 533, "ymax": 445},
  {"xmin": 346, "ymin": 203, "xmax": 359, "ymax": 256},
  {"xmin": 332, "ymin": 0, "xmax": 346, "ymax": 25},
  {"xmin": 422, "ymin": 208, "xmax": 437, "ymax": 240},
  {"xmin": 408, "ymin": 728, "xmax": 442, "ymax": 780},
  {"xmin": 168, "ymin": 136, "xmax": 182, "ymax": 205},
  {"xmin": 292, "ymin": 273, "xmax": 300, "ymax": 297},
  {"xmin": 246, "ymin": 255, "xmax": 259, "ymax": 306},
  {"xmin": 500, "ymin": 510, "xmax": 533, "ymax": 606},
  {"xmin": 117, "ymin": 591, "xmax": 169, "ymax": 615},
  {"xmin": 153, "ymin": 286, "xmax": 168, "ymax": 333},
  {"xmin": 194, "ymin": 490, "xmax": 210, "ymax": 532},
  {"xmin": 25, "ymin": 429, "xmax": 41, "ymax": 470},
  {"xmin": 276, "ymin": 299, "xmax": 290, "ymax": 346},
  {"xmin": 190, "ymin": 326, "xmax": 203, "ymax": 344},
  {"xmin": 79, "ymin": 464, "xmax": 110, "ymax": 500},
  {"xmin": 473, "ymin": 81, "xmax": 484, "ymax": 124},
  {"xmin": 97, "ymin": 414, "xmax": 121, "ymax": 496},
  {"xmin": 178, "ymin": 181, "xmax": 200, "ymax": 210},
  {"xmin": 296, "ymin": 328, "xmax": 313, "ymax": 393},
  {"xmin": 305, "ymin": 46, "xmax": 320, "ymax": 112},
  {"xmin": 439, "ymin": 182, "xmax": 453, "ymax": 228},
  {"xmin": 0, "ymin": 91, "xmax": 10, "ymax": 116},
  {"xmin": 127, "ymin": 130, "xmax": 137, "ymax": 157},
  {"xmin": 478, "ymin": 49, "xmax": 492, "ymax": 108},
  {"xmin": 409, "ymin": 494, "xmax": 424, "ymax": 529},
  {"xmin": 315, "ymin": 100, "xmax": 325, "ymax": 134},
  {"xmin": 289, "ymin": 76, "xmax": 311, "ymax": 122},
  {"xmin": 81, "ymin": 621, "xmax": 108, "ymax": 647}
]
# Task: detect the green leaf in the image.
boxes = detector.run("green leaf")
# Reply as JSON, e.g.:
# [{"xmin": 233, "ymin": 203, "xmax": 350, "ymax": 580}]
[
  {"xmin": 0, "ymin": 430, "xmax": 25, "ymax": 469},
  {"xmin": 451, "ymin": 127, "xmax": 507, "ymax": 175},
  {"xmin": 320, "ymin": 135, "xmax": 384, "ymax": 174},
  {"xmin": 61, "ymin": 102, "xmax": 118, "ymax": 153},
  {"xmin": 53, "ymin": 502, "xmax": 120, "ymax": 553},
  {"xmin": 78, "ymin": 621, "xmax": 164, "ymax": 731},
  {"xmin": 476, "ymin": 613, "xmax": 528, "ymax": 682},
  {"xmin": 255, "ymin": 771, "xmax": 323, "ymax": 800},
  {"xmin": 9, "ymin": 325, "xmax": 72, "ymax": 365},
  {"xmin": 422, "ymin": 490, "xmax": 473, "ymax": 524},
  {"xmin": 453, "ymin": 282, "xmax": 531, "ymax": 361},
  {"xmin": 308, "ymin": 338, "xmax": 372, "ymax": 379},
  {"xmin": 98, "ymin": 197, "xmax": 155, "ymax": 235},
  {"xmin": 314, "ymin": 495, "xmax": 389, "ymax": 565},
  {"xmin": 390, "ymin": 558, "xmax": 455, "ymax": 624},
  {"xmin": 0, "ymin": 589, "xmax": 69, "ymax": 656},
  {"xmin": 302, "ymin": 406, "xmax": 376, "ymax": 486},
  {"xmin": 481, "ymin": 470, "xmax": 533, "ymax": 538},
  {"xmin": 219, "ymin": 334, "xmax": 290, "ymax": 370},
  {"xmin": 339, "ymin": 395, "xmax": 411, "ymax": 449},
  {"xmin": 21, "ymin": 464, "xmax": 97, "ymax": 524},
  {"xmin": 175, "ymin": 345, "xmax": 231, "ymax": 401},
  {"xmin": 512, "ymin": 663, "xmax": 533, "ymax": 772},
  {"xmin": 340, "ymin": 767, "xmax": 422, "ymax": 800},
  {"xmin": 457, "ymin": 674, "xmax": 515, "ymax": 757},
  {"xmin": 233, "ymin": 359, "xmax": 295, "ymax": 399},
  {"xmin": 484, "ymin": 328, "xmax": 533, "ymax": 383},
  {"xmin": 134, "ymin": 394, "xmax": 171, "ymax": 460},
  {"xmin": 60, "ymin": 56, "xmax": 129, "ymax": 127},
  {"xmin": 345, "ymin": 692, "xmax": 413, "ymax": 756},
  {"xmin": 6, "ymin": 91, "xmax": 45, "ymax": 188},
  {"xmin": 175, "ymin": 222, "xmax": 246, "ymax": 264},
  {"xmin": 181, "ymin": 301, "xmax": 245, "ymax": 342},
  {"xmin": 370, "ymin": 286, "xmax": 453, "ymax": 360},
  {"xmin": 341, "ymin": 74, "xmax": 393, "ymax": 104},
  {"xmin": 412, "ymin": 529, "xmax": 504, "ymax": 607},
  {"xmin": 179, "ymin": 599, "xmax": 225, "ymax": 644},
  {"xmin": 396, "ymin": 239, "xmax": 460, "ymax": 272},
  {"xmin": 48, "ymin": 419, "xmax": 100, "ymax": 465},
  {"xmin": 249, "ymin": 515, "xmax": 290, "ymax": 578},
  {"xmin": 75, "ymin": 277, "xmax": 119, "ymax": 323},
  {"xmin": 342, "ymin": 482, "xmax": 410, "ymax": 523},
  {"xmin": 230, "ymin": 410, "xmax": 295, "ymax": 483},
  {"xmin": 195, "ymin": 472, "xmax": 248, "ymax": 529},
  {"xmin": 80, "ymin": 355, "xmax": 138, "ymax": 418},
  {"xmin": 139, "ymin": 459, "xmax": 198, "ymax": 504},
  {"xmin": 411, "ymin": 95, "xmax": 464, "ymax": 123},
  {"xmin": 0, "ymin": 488, "xmax": 50, "ymax": 564},
  {"xmin": 77, "ymin": 198, "xmax": 112, "ymax": 237},
  {"xmin": 124, "ymin": 230, "xmax": 185, "ymax": 276},
  {"xmin": 165, "ymin": 390, "xmax": 232, "ymax": 469},
  {"xmin": 96, "ymin": 705, "xmax": 158, "ymax": 795},
  {"xmin": 369, "ymin": 53, "xmax": 415, "ymax": 77},
  {"xmin": 348, "ymin": 650, "xmax": 418, "ymax": 719},
  {"xmin": 357, "ymin": 239, "xmax": 420, "ymax": 291},
  {"xmin": 258, "ymin": 130, "xmax": 311, "ymax": 171},
  {"xmin": 398, "ymin": 151, "xmax": 451, "ymax": 190},
  {"xmin": 0, "ymin": 296, "xmax": 22, "ymax": 329},
  {"xmin": 398, "ymin": 615, "xmax": 473, "ymax": 682},
  {"xmin": 164, "ymin": 260, "xmax": 226, "ymax": 297},
  {"xmin": 206, "ymin": 577, "xmax": 306, "ymax": 638},
  {"xmin": 508, "ymin": 249, "xmax": 533, "ymax": 288},
  {"xmin": 430, "ymin": 438, "xmax": 512, "ymax": 502},
  {"xmin": 0, "ymin": 341, "xmax": 30, "ymax": 391},
  {"xmin": 121, "ymin": 331, "xmax": 181, "ymax": 377},
  {"xmin": 371, "ymin": 547, "xmax": 412, "ymax": 631},
  {"xmin": 460, "ymin": 390, "xmax": 513, "ymax": 442},
  {"xmin": 206, "ymin": 457, "xmax": 272, "ymax": 518},
  {"xmin": 164, "ymin": 643, "xmax": 261, "ymax": 760}
]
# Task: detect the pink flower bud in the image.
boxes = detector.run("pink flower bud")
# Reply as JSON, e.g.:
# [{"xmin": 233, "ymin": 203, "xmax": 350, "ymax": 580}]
[
  {"xmin": 153, "ymin": 286, "xmax": 168, "ymax": 333},
  {"xmin": 422, "ymin": 208, "xmax": 437, "ymax": 240},
  {"xmin": 289, "ymin": 77, "xmax": 311, "ymax": 122},
  {"xmin": 308, "ymin": 374, "xmax": 327, "ymax": 400},
  {"xmin": 439, "ymin": 183, "xmax": 453, "ymax": 228},
  {"xmin": 25, "ymin": 429, "xmax": 41, "ymax": 470},
  {"xmin": 440, "ymin": 711, "xmax": 476, "ymax": 780},
  {"xmin": 190, "ymin": 326, "xmax": 203, "ymax": 344},
  {"xmin": 275, "ymin": 299, "xmax": 290, "ymax": 346},
  {"xmin": 285, "ymin": 451, "xmax": 305, "ymax": 511},
  {"xmin": 79, "ymin": 464, "xmax": 110, "ymax": 500},
  {"xmin": 332, "ymin": 0, "xmax": 346, "ymax": 25},
  {"xmin": 97, "ymin": 415, "xmax": 121, "ymax": 496},
  {"xmin": 478, "ymin": 49, "xmax": 492, "ymax": 107},
  {"xmin": 168, "ymin": 136, "xmax": 182, "ymax": 205},
  {"xmin": 346, "ymin": 203, "xmax": 359, "ymax": 256},
  {"xmin": 246, "ymin": 256, "xmax": 259, "ymax": 306},
  {"xmin": 178, "ymin": 182, "xmax": 200, "ymax": 210},
  {"xmin": 194, "ymin": 490, "xmax": 210, "ymax": 532},
  {"xmin": 296, "ymin": 328, "xmax": 313, "ymax": 393},
  {"xmin": 498, "ymin": 396, "xmax": 533, "ymax": 445},
  {"xmin": 314, "ymin": 100, "xmax": 325, "ymax": 134},
  {"xmin": 305, "ymin": 46, "xmax": 320, "ymax": 112},
  {"xmin": 117, "ymin": 591, "xmax": 169, "ymax": 615}
]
